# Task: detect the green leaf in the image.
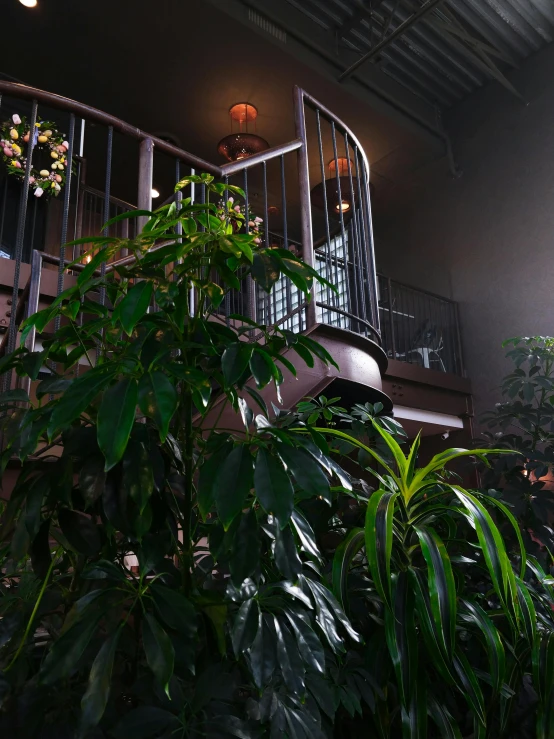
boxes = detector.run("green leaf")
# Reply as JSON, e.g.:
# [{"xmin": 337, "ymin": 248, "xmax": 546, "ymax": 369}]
[
  {"xmin": 414, "ymin": 525, "xmax": 456, "ymax": 658},
  {"xmin": 79, "ymin": 454, "xmax": 106, "ymax": 507},
  {"xmin": 151, "ymin": 584, "xmax": 197, "ymax": 640},
  {"xmin": 290, "ymin": 509, "xmax": 323, "ymax": 564},
  {"xmin": 232, "ymin": 598, "xmax": 259, "ymax": 657},
  {"xmin": 250, "ymin": 350, "xmax": 274, "ymax": 389},
  {"xmin": 365, "ymin": 489, "xmax": 397, "ymax": 610},
  {"xmin": 460, "ymin": 599, "xmax": 505, "ymax": 698},
  {"xmin": 138, "ymin": 371, "xmax": 178, "ymax": 442},
  {"xmin": 49, "ymin": 366, "xmax": 116, "ymax": 436},
  {"xmin": 198, "ymin": 440, "xmax": 233, "ymax": 520},
  {"xmin": 332, "ymin": 528, "xmax": 364, "ymax": 607},
  {"xmin": 97, "ymin": 378, "xmax": 137, "ymax": 471},
  {"xmin": 284, "ymin": 607, "xmax": 325, "ymax": 674},
  {"xmin": 515, "ymin": 576, "xmax": 536, "ymax": 644},
  {"xmin": 40, "ymin": 613, "xmax": 100, "ymax": 685},
  {"xmin": 453, "ymin": 487, "xmax": 517, "ymax": 624},
  {"xmin": 222, "ymin": 343, "xmax": 253, "ymax": 386},
  {"xmin": 427, "ymin": 694, "xmax": 462, "ymax": 739},
  {"xmin": 533, "ymin": 631, "xmax": 554, "ymax": 708},
  {"xmin": 142, "ymin": 613, "xmax": 175, "ymax": 695},
  {"xmin": 58, "ymin": 509, "xmax": 101, "ymax": 556},
  {"xmin": 385, "ymin": 572, "xmax": 417, "ymax": 711},
  {"xmin": 274, "ymin": 523, "xmax": 302, "ymax": 579},
  {"xmin": 252, "ymin": 251, "xmax": 280, "ymax": 292},
  {"xmin": 80, "ymin": 628, "xmax": 120, "ymax": 735},
  {"xmin": 229, "ymin": 507, "xmax": 260, "ymax": 585},
  {"xmin": 117, "ymin": 281, "xmax": 153, "ymax": 336},
  {"xmin": 276, "ymin": 444, "xmax": 331, "ymax": 503},
  {"xmin": 254, "ymin": 449, "xmax": 294, "ymax": 526},
  {"xmin": 453, "ymin": 649, "xmax": 486, "ymax": 727},
  {"xmin": 274, "ymin": 616, "xmax": 305, "ymax": 694},
  {"xmin": 214, "ymin": 444, "xmax": 254, "ymax": 530},
  {"xmin": 122, "ymin": 440, "xmax": 155, "ymax": 515}
]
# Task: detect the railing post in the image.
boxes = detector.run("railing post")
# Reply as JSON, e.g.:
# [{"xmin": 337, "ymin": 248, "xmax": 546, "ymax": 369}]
[
  {"xmin": 387, "ymin": 277, "xmax": 397, "ymax": 360},
  {"xmin": 293, "ymin": 86, "xmax": 317, "ymax": 329},
  {"xmin": 19, "ymin": 250, "xmax": 43, "ymax": 397},
  {"xmin": 138, "ymin": 137, "xmax": 154, "ymax": 232}
]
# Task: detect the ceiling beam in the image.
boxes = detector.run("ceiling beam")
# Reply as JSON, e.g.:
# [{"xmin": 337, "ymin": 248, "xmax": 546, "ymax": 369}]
[
  {"xmin": 203, "ymin": 0, "xmax": 446, "ymax": 150},
  {"xmin": 338, "ymin": 0, "xmax": 448, "ymax": 82}
]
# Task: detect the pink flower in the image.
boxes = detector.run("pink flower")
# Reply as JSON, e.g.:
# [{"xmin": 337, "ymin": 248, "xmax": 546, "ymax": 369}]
[
  {"xmin": 3, "ymin": 147, "xmax": 12, "ymax": 157},
  {"xmin": 254, "ymin": 216, "xmax": 263, "ymax": 223},
  {"xmin": 62, "ymin": 141, "xmax": 69, "ymax": 148},
  {"xmin": 254, "ymin": 237, "xmax": 261, "ymax": 244},
  {"xmin": 12, "ymin": 114, "xmax": 21, "ymax": 125},
  {"xmin": 14, "ymin": 161, "xmax": 21, "ymax": 169},
  {"xmin": 228, "ymin": 197, "xmax": 234, "ymax": 204},
  {"xmin": 234, "ymin": 205, "xmax": 241, "ymax": 213},
  {"xmin": 29, "ymin": 177, "xmax": 35, "ymax": 184},
  {"xmin": 248, "ymin": 220, "xmax": 255, "ymax": 228},
  {"xmin": 34, "ymin": 188, "xmax": 43, "ymax": 198}
]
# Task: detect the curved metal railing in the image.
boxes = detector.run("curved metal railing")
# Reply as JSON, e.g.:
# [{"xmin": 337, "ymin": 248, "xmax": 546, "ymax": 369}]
[{"xmin": 0, "ymin": 80, "xmax": 381, "ymax": 363}]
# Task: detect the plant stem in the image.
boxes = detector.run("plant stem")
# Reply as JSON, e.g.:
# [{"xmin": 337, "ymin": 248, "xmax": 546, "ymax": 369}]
[
  {"xmin": 182, "ymin": 386, "xmax": 193, "ymax": 596},
  {"xmin": 5, "ymin": 546, "xmax": 61, "ymax": 671}
]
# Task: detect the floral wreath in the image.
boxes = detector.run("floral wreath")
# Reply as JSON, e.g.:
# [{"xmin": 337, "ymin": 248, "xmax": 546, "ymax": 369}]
[{"xmin": 0, "ymin": 113, "xmax": 70, "ymax": 198}]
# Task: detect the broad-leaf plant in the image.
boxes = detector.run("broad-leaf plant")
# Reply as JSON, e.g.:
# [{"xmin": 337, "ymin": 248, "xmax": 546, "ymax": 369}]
[
  {"xmin": 479, "ymin": 336, "xmax": 554, "ymax": 562},
  {"xmin": 0, "ymin": 176, "xmax": 552, "ymax": 739}
]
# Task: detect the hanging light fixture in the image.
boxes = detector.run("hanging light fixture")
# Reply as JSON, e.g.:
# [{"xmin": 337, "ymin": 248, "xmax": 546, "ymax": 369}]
[
  {"xmin": 310, "ymin": 157, "xmax": 359, "ymax": 220},
  {"xmin": 217, "ymin": 103, "xmax": 269, "ymax": 162}
]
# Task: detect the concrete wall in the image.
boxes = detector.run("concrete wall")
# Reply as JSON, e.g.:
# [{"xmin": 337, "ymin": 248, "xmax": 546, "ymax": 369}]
[{"xmin": 374, "ymin": 42, "xmax": 554, "ymax": 423}]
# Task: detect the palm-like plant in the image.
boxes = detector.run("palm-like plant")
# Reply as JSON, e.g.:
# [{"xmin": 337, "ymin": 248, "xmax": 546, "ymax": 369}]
[{"xmin": 331, "ymin": 423, "xmax": 554, "ymax": 738}]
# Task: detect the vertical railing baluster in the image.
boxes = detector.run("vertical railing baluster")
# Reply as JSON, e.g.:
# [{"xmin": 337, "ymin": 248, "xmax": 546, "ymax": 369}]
[
  {"xmin": 96, "ymin": 126, "xmax": 113, "ymax": 363},
  {"xmin": 345, "ymin": 134, "xmax": 366, "ymax": 330},
  {"xmin": 330, "ymin": 120, "xmax": 351, "ymax": 330},
  {"xmin": 280, "ymin": 154, "xmax": 293, "ymax": 321},
  {"xmin": 0, "ymin": 179, "xmax": 7, "ymax": 257},
  {"xmin": 387, "ymin": 277, "xmax": 396, "ymax": 359},
  {"xmin": 315, "ymin": 109, "xmax": 334, "ymax": 309},
  {"xmin": 294, "ymin": 86, "xmax": 316, "ymax": 329},
  {"xmin": 54, "ymin": 114, "xmax": 75, "ymax": 330},
  {"xmin": 6, "ymin": 99, "xmax": 38, "ymax": 374},
  {"xmin": 137, "ymin": 137, "xmax": 154, "ymax": 232}
]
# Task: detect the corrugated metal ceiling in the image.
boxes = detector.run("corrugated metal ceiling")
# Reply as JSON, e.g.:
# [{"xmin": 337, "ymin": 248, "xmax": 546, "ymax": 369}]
[{"xmin": 283, "ymin": 0, "xmax": 554, "ymax": 107}]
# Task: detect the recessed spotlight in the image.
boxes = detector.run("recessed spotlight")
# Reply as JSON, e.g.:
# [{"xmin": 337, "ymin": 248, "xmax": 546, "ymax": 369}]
[
  {"xmin": 151, "ymin": 188, "xmax": 160, "ymax": 199},
  {"xmin": 19, "ymin": 0, "xmax": 38, "ymax": 7}
]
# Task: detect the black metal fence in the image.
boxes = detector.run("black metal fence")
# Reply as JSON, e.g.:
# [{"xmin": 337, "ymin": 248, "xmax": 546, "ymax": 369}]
[{"xmin": 378, "ymin": 274, "xmax": 464, "ymax": 376}]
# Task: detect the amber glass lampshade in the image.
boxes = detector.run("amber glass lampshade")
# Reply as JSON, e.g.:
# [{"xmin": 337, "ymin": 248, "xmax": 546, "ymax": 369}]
[{"xmin": 217, "ymin": 102, "xmax": 269, "ymax": 162}]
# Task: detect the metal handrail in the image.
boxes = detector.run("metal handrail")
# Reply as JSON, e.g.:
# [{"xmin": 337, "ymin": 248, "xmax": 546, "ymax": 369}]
[
  {"xmin": 0, "ymin": 81, "xmax": 384, "ymax": 374},
  {"xmin": 0, "ymin": 81, "xmax": 303, "ymax": 181}
]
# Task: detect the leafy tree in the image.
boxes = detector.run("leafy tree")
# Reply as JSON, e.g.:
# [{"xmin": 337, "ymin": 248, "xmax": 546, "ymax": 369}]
[
  {"xmin": 479, "ymin": 336, "xmax": 554, "ymax": 562},
  {"xmin": 0, "ymin": 179, "xmax": 552, "ymax": 739}
]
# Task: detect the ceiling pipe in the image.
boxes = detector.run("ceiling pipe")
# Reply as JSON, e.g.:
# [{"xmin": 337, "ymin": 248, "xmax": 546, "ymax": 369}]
[{"xmin": 338, "ymin": 0, "xmax": 448, "ymax": 82}]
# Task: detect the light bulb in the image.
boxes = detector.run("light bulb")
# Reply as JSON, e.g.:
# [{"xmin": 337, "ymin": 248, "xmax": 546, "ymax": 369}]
[
  {"xmin": 151, "ymin": 188, "xmax": 160, "ymax": 199},
  {"xmin": 19, "ymin": 0, "xmax": 38, "ymax": 7},
  {"xmin": 335, "ymin": 200, "xmax": 350, "ymax": 212}
]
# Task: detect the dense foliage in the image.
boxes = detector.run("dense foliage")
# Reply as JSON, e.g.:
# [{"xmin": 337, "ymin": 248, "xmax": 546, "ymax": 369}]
[
  {"xmin": 479, "ymin": 336, "xmax": 554, "ymax": 562},
  {"xmin": 0, "ymin": 180, "xmax": 553, "ymax": 739}
]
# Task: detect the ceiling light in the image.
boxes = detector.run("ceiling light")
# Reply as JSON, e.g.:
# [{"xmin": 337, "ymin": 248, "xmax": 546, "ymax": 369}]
[
  {"xmin": 151, "ymin": 188, "xmax": 160, "ymax": 199},
  {"xmin": 19, "ymin": 0, "xmax": 38, "ymax": 7},
  {"xmin": 217, "ymin": 102, "xmax": 269, "ymax": 162}
]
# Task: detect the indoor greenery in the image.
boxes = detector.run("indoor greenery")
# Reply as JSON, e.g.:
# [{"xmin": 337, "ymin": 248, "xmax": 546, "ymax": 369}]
[
  {"xmin": 479, "ymin": 336, "xmax": 554, "ymax": 563},
  {"xmin": 0, "ymin": 179, "xmax": 552, "ymax": 739}
]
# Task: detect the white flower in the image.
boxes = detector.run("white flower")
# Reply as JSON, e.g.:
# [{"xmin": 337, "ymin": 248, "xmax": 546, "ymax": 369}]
[
  {"xmin": 34, "ymin": 187, "xmax": 43, "ymax": 198},
  {"xmin": 62, "ymin": 141, "xmax": 69, "ymax": 148},
  {"xmin": 54, "ymin": 183, "xmax": 61, "ymax": 191},
  {"xmin": 254, "ymin": 216, "xmax": 263, "ymax": 223},
  {"xmin": 228, "ymin": 197, "xmax": 234, "ymax": 204},
  {"xmin": 12, "ymin": 114, "xmax": 21, "ymax": 125}
]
